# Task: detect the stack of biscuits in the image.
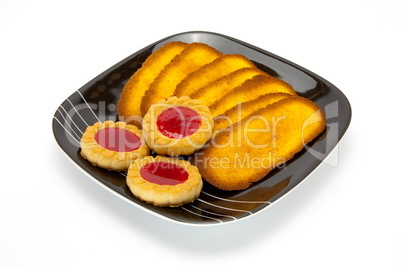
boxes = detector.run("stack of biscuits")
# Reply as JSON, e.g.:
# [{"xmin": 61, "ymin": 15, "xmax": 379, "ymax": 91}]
[{"xmin": 117, "ymin": 41, "xmax": 326, "ymax": 191}]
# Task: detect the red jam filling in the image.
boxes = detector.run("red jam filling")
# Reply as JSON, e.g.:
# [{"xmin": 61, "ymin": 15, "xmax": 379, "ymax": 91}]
[
  {"xmin": 140, "ymin": 162, "xmax": 189, "ymax": 186},
  {"xmin": 95, "ymin": 127, "xmax": 141, "ymax": 152},
  {"xmin": 156, "ymin": 106, "xmax": 201, "ymax": 139}
]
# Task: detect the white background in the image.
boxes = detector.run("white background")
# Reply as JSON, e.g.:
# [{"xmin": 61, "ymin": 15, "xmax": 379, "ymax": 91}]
[{"xmin": 1, "ymin": 0, "xmax": 401, "ymax": 267}]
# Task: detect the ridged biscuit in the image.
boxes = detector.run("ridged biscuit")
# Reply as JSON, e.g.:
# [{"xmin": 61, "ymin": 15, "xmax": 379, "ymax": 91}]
[
  {"xmin": 190, "ymin": 67, "xmax": 269, "ymax": 107},
  {"xmin": 126, "ymin": 155, "xmax": 203, "ymax": 207},
  {"xmin": 208, "ymin": 74, "xmax": 296, "ymax": 117},
  {"xmin": 193, "ymin": 96, "xmax": 326, "ymax": 191},
  {"xmin": 140, "ymin": 43, "xmax": 222, "ymax": 115},
  {"xmin": 174, "ymin": 54, "xmax": 256, "ymax": 97},
  {"xmin": 80, "ymin": 121, "xmax": 150, "ymax": 172},
  {"xmin": 142, "ymin": 96, "xmax": 214, "ymax": 156},
  {"xmin": 117, "ymin": 41, "xmax": 188, "ymax": 127}
]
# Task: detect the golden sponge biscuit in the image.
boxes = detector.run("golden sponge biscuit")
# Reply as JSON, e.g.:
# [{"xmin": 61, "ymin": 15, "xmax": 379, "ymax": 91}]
[
  {"xmin": 193, "ymin": 96, "xmax": 326, "ymax": 191},
  {"xmin": 174, "ymin": 54, "xmax": 256, "ymax": 97},
  {"xmin": 190, "ymin": 67, "xmax": 269, "ymax": 107},
  {"xmin": 140, "ymin": 43, "xmax": 222, "ymax": 115},
  {"xmin": 117, "ymin": 41, "xmax": 188, "ymax": 126},
  {"xmin": 213, "ymin": 92, "xmax": 292, "ymax": 131},
  {"xmin": 208, "ymin": 74, "xmax": 297, "ymax": 117}
]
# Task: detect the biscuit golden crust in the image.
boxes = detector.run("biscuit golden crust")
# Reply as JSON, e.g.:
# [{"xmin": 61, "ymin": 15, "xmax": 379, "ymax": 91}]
[
  {"xmin": 117, "ymin": 41, "xmax": 188, "ymax": 127},
  {"xmin": 208, "ymin": 74, "xmax": 297, "ymax": 117},
  {"xmin": 140, "ymin": 43, "xmax": 222, "ymax": 115},
  {"xmin": 126, "ymin": 156, "xmax": 203, "ymax": 207},
  {"xmin": 80, "ymin": 121, "xmax": 150, "ymax": 171},
  {"xmin": 190, "ymin": 67, "xmax": 269, "ymax": 107},
  {"xmin": 213, "ymin": 92, "xmax": 293, "ymax": 131},
  {"xmin": 142, "ymin": 96, "xmax": 214, "ymax": 156},
  {"xmin": 174, "ymin": 54, "xmax": 256, "ymax": 97},
  {"xmin": 193, "ymin": 97, "xmax": 326, "ymax": 191}
]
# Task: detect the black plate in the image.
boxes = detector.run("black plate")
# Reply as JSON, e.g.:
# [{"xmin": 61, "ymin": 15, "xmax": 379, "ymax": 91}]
[{"xmin": 52, "ymin": 31, "xmax": 351, "ymax": 225}]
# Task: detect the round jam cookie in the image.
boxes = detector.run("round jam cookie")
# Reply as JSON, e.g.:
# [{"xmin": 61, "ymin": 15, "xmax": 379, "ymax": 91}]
[
  {"xmin": 80, "ymin": 121, "xmax": 150, "ymax": 171},
  {"xmin": 126, "ymin": 156, "xmax": 203, "ymax": 207},
  {"xmin": 142, "ymin": 96, "xmax": 214, "ymax": 156}
]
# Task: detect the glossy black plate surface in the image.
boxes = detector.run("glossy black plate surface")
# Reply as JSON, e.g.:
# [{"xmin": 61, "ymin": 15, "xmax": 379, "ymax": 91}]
[{"xmin": 52, "ymin": 31, "xmax": 351, "ymax": 225}]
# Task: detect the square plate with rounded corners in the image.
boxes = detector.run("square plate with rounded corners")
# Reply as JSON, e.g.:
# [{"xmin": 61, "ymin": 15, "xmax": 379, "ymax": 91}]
[{"xmin": 52, "ymin": 31, "xmax": 351, "ymax": 225}]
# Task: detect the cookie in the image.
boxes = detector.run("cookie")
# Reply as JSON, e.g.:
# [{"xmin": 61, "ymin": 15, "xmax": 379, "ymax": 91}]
[
  {"xmin": 117, "ymin": 41, "xmax": 188, "ymax": 127},
  {"xmin": 174, "ymin": 54, "xmax": 256, "ymax": 97},
  {"xmin": 80, "ymin": 121, "xmax": 150, "ymax": 171},
  {"xmin": 193, "ymin": 97, "xmax": 326, "ymax": 191},
  {"xmin": 126, "ymin": 155, "xmax": 203, "ymax": 207},
  {"xmin": 208, "ymin": 74, "xmax": 297, "ymax": 117},
  {"xmin": 189, "ymin": 67, "xmax": 268, "ymax": 107},
  {"xmin": 213, "ymin": 92, "xmax": 292, "ymax": 131},
  {"xmin": 142, "ymin": 96, "xmax": 214, "ymax": 156},
  {"xmin": 140, "ymin": 43, "xmax": 222, "ymax": 115}
]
